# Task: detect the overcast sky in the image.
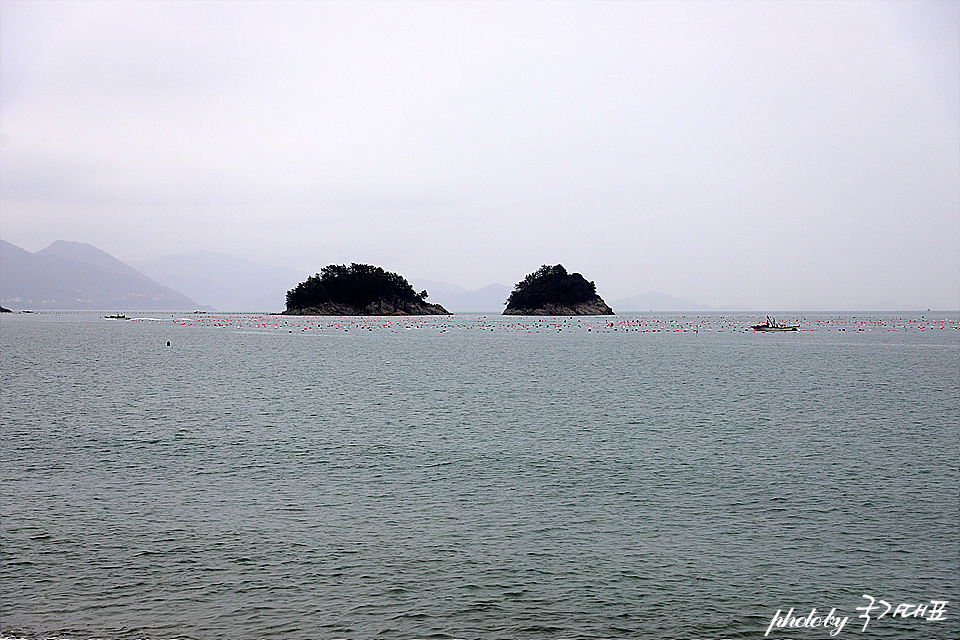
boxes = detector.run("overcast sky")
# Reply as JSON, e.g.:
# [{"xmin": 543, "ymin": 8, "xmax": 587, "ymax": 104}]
[{"xmin": 2, "ymin": 0, "xmax": 958, "ymax": 310}]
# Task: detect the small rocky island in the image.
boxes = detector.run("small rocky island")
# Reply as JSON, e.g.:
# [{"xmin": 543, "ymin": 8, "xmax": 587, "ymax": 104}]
[
  {"xmin": 503, "ymin": 264, "xmax": 614, "ymax": 315},
  {"xmin": 283, "ymin": 263, "xmax": 450, "ymax": 315}
]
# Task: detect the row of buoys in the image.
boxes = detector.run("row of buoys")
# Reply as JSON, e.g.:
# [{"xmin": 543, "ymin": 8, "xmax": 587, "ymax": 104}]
[{"xmin": 157, "ymin": 313, "xmax": 958, "ymax": 334}]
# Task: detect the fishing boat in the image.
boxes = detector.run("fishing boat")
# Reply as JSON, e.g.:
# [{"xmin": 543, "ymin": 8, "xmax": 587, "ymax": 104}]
[{"xmin": 752, "ymin": 316, "xmax": 798, "ymax": 331}]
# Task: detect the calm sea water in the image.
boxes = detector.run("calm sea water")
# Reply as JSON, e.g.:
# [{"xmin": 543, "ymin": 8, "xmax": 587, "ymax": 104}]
[{"xmin": 2, "ymin": 312, "xmax": 957, "ymax": 640}]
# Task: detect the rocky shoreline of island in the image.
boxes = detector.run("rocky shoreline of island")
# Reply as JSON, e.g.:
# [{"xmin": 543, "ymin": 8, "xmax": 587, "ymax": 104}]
[
  {"xmin": 503, "ymin": 300, "xmax": 614, "ymax": 316},
  {"xmin": 282, "ymin": 299, "xmax": 450, "ymax": 316}
]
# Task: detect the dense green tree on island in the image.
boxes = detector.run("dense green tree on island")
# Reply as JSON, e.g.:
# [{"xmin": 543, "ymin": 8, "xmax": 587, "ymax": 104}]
[
  {"xmin": 286, "ymin": 263, "xmax": 427, "ymax": 310},
  {"xmin": 285, "ymin": 263, "xmax": 449, "ymax": 315},
  {"xmin": 505, "ymin": 264, "xmax": 600, "ymax": 310}
]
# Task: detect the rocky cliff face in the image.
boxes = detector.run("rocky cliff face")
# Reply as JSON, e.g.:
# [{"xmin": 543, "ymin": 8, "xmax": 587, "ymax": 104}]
[
  {"xmin": 502, "ymin": 299, "xmax": 614, "ymax": 316},
  {"xmin": 283, "ymin": 299, "xmax": 450, "ymax": 316}
]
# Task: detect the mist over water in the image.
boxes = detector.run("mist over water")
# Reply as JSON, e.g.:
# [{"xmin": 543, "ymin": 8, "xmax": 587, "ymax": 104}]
[{"xmin": 2, "ymin": 313, "xmax": 957, "ymax": 640}]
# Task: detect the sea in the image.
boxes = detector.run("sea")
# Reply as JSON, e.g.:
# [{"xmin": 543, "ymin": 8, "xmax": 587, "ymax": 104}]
[{"xmin": 1, "ymin": 311, "xmax": 957, "ymax": 640}]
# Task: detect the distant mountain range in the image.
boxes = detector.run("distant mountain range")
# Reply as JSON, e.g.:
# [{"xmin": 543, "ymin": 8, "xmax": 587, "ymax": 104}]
[
  {"xmin": 412, "ymin": 282, "xmax": 746, "ymax": 313},
  {"xmin": 610, "ymin": 291, "xmax": 751, "ymax": 312},
  {"xmin": 2, "ymin": 238, "xmax": 755, "ymax": 313},
  {"xmin": 411, "ymin": 279, "xmax": 511, "ymax": 313},
  {"xmin": 0, "ymin": 240, "xmax": 204, "ymax": 311},
  {"xmin": 128, "ymin": 251, "xmax": 308, "ymax": 313}
]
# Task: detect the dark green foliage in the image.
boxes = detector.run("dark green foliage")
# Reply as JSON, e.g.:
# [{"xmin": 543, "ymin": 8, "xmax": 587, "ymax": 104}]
[
  {"xmin": 286, "ymin": 263, "xmax": 426, "ymax": 311},
  {"xmin": 505, "ymin": 264, "xmax": 598, "ymax": 309}
]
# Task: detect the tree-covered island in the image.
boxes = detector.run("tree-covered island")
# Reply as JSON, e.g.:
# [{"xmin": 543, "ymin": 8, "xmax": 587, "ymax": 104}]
[
  {"xmin": 283, "ymin": 263, "xmax": 450, "ymax": 315},
  {"xmin": 503, "ymin": 264, "xmax": 614, "ymax": 315}
]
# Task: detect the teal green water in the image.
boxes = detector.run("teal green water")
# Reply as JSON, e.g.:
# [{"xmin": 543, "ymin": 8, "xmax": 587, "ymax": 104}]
[{"xmin": 2, "ymin": 313, "xmax": 957, "ymax": 640}]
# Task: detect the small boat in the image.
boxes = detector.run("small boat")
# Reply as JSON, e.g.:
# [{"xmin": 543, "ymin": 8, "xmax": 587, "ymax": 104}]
[
  {"xmin": 105, "ymin": 313, "xmax": 129, "ymax": 320},
  {"xmin": 752, "ymin": 316, "xmax": 798, "ymax": 331}
]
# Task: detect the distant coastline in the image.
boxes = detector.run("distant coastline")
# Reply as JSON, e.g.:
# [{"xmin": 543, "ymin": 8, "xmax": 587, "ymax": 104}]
[{"xmin": 1, "ymin": 240, "xmax": 949, "ymax": 313}]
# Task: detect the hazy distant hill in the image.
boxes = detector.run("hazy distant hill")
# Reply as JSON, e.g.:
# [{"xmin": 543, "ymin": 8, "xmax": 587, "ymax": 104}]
[
  {"xmin": 411, "ymin": 279, "xmax": 510, "ymax": 313},
  {"xmin": 128, "ymin": 251, "xmax": 308, "ymax": 312},
  {"xmin": 0, "ymin": 240, "xmax": 203, "ymax": 310},
  {"xmin": 412, "ymin": 282, "xmax": 737, "ymax": 313},
  {"xmin": 612, "ymin": 292, "xmax": 756, "ymax": 312},
  {"xmin": 611, "ymin": 291, "xmax": 714, "ymax": 312},
  {"xmin": 459, "ymin": 284, "xmax": 512, "ymax": 312}
]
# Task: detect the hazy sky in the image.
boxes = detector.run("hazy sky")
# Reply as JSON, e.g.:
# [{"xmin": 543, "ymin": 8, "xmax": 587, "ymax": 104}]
[{"xmin": 2, "ymin": 0, "xmax": 958, "ymax": 310}]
